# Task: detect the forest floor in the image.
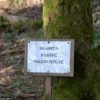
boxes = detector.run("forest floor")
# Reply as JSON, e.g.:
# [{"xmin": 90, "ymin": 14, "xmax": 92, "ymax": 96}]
[{"xmin": 0, "ymin": 0, "xmax": 100, "ymax": 100}]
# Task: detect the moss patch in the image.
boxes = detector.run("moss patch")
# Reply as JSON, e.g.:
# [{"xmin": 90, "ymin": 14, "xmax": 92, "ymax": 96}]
[{"xmin": 43, "ymin": 0, "xmax": 97, "ymax": 100}]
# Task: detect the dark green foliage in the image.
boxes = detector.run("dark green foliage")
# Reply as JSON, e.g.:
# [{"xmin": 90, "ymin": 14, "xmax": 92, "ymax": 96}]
[
  {"xmin": 53, "ymin": 78, "xmax": 96, "ymax": 100},
  {"xmin": 0, "ymin": 16, "xmax": 43, "ymax": 33},
  {"xmin": 12, "ymin": 21, "xmax": 28, "ymax": 34},
  {"xmin": 77, "ymin": 81, "xmax": 96, "ymax": 100},
  {"xmin": 12, "ymin": 20, "xmax": 43, "ymax": 33},
  {"xmin": 0, "ymin": 16, "xmax": 16, "ymax": 41},
  {"xmin": 0, "ymin": 16, "xmax": 43, "ymax": 41},
  {"xmin": 0, "ymin": 16, "xmax": 13, "ymax": 32},
  {"xmin": 74, "ymin": 51, "xmax": 87, "ymax": 78},
  {"xmin": 32, "ymin": 19, "xmax": 43, "ymax": 30}
]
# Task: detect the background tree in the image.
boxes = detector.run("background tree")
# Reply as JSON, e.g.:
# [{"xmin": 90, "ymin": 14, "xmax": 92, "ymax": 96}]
[{"xmin": 43, "ymin": 0, "xmax": 96, "ymax": 100}]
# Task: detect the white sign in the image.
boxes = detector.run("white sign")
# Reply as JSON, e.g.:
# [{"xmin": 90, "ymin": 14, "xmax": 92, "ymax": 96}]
[{"xmin": 25, "ymin": 40, "xmax": 74, "ymax": 76}]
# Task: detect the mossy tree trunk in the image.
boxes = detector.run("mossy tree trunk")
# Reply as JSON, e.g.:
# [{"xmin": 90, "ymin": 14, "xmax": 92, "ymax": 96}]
[{"xmin": 43, "ymin": 0, "xmax": 95, "ymax": 100}]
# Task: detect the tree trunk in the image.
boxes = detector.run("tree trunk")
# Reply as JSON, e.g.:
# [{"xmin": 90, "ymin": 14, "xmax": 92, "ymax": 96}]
[{"xmin": 43, "ymin": 0, "xmax": 95, "ymax": 100}]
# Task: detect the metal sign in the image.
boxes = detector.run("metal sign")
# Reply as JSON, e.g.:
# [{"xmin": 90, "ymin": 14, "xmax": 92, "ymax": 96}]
[{"xmin": 25, "ymin": 39, "xmax": 74, "ymax": 76}]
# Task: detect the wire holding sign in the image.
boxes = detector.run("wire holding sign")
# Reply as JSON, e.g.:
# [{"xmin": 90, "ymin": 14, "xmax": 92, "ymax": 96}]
[{"xmin": 25, "ymin": 39, "xmax": 74, "ymax": 76}]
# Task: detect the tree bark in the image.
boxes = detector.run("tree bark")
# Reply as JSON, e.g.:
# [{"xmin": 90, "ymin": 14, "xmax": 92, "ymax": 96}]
[{"xmin": 43, "ymin": 0, "xmax": 95, "ymax": 100}]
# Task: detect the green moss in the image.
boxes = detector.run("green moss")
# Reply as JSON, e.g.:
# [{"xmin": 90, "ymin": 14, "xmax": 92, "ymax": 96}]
[
  {"xmin": 43, "ymin": 0, "xmax": 97, "ymax": 99},
  {"xmin": 43, "ymin": 0, "xmax": 93, "ymax": 43},
  {"xmin": 94, "ymin": 81, "xmax": 100, "ymax": 98},
  {"xmin": 53, "ymin": 78, "xmax": 96, "ymax": 100}
]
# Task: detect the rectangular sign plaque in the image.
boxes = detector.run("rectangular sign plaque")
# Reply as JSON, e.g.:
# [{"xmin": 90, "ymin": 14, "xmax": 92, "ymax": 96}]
[{"xmin": 25, "ymin": 40, "xmax": 74, "ymax": 76}]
